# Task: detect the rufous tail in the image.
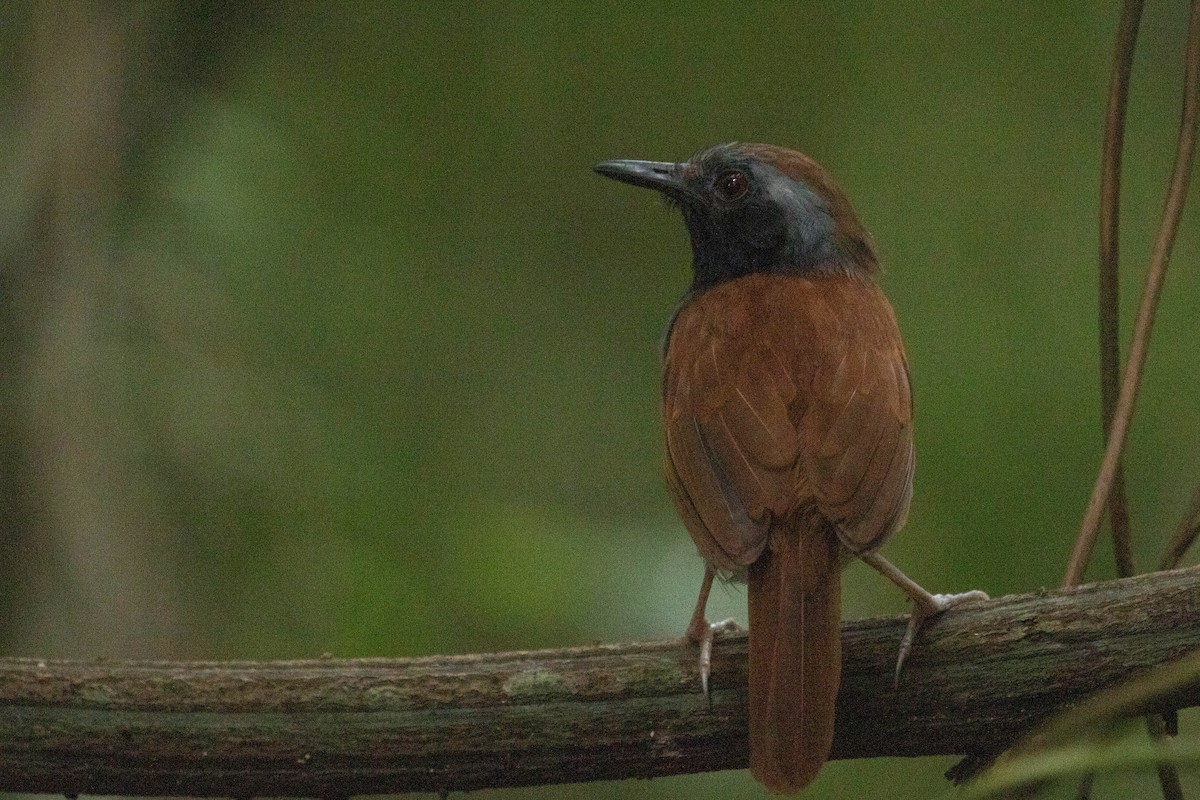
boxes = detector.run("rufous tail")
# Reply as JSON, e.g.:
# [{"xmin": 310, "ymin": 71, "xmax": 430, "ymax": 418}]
[{"xmin": 747, "ymin": 522, "xmax": 842, "ymax": 793}]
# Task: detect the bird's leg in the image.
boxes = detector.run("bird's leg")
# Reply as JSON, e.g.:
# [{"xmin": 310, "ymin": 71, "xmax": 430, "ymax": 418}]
[
  {"xmin": 858, "ymin": 551, "xmax": 989, "ymax": 685},
  {"xmin": 684, "ymin": 564, "xmax": 742, "ymax": 702}
]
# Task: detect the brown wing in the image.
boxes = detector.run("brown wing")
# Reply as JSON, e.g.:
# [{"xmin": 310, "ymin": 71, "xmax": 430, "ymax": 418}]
[
  {"xmin": 799, "ymin": 278, "xmax": 913, "ymax": 551},
  {"xmin": 662, "ymin": 272, "xmax": 912, "ymax": 568}
]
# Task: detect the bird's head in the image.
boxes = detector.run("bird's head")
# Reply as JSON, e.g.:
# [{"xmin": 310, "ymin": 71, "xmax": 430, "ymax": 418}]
[{"xmin": 595, "ymin": 142, "xmax": 877, "ymax": 290}]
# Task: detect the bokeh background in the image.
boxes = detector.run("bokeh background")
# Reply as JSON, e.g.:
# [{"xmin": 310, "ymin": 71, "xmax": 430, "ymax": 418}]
[{"xmin": 3, "ymin": 2, "xmax": 1199, "ymax": 798}]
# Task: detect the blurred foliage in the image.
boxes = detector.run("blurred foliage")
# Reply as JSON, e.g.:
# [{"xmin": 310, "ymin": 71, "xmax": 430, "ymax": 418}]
[
  {"xmin": 3, "ymin": 1, "xmax": 1200, "ymax": 797},
  {"xmin": 961, "ymin": 649, "xmax": 1200, "ymax": 798}
]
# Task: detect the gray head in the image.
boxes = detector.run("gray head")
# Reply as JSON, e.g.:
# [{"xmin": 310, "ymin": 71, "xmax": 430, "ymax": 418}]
[{"xmin": 595, "ymin": 142, "xmax": 877, "ymax": 291}]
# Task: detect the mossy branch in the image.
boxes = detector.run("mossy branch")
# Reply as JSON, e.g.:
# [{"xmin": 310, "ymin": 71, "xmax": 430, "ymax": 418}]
[{"xmin": 3, "ymin": 567, "xmax": 1200, "ymax": 797}]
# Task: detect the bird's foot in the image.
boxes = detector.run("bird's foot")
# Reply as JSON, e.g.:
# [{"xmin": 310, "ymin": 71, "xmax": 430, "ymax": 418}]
[
  {"xmin": 895, "ymin": 590, "xmax": 989, "ymax": 686},
  {"xmin": 686, "ymin": 615, "xmax": 743, "ymax": 703}
]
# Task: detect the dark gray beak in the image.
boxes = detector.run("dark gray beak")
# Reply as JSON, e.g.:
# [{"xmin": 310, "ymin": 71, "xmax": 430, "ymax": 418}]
[{"xmin": 594, "ymin": 159, "xmax": 690, "ymax": 201}]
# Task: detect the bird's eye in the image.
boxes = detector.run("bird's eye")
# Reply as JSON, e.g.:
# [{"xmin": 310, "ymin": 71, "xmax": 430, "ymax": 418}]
[{"xmin": 713, "ymin": 171, "xmax": 749, "ymax": 202}]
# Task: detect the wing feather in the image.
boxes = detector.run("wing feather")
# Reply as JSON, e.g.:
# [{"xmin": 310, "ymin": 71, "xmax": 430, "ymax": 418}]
[{"xmin": 662, "ymin": 273, "xmax": 913, "ymax": 569}]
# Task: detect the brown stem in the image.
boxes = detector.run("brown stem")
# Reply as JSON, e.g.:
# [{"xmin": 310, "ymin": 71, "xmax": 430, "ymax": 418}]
[
  {"xmin": 1097, "ymin": 0, "xmax": 1145, "ymax": 581},
  {"xmin": 1149, "ymin": 713, "xmax": 1185, "ymax": 800},
  {"xmin": 1160, "ymin": 480, "xmax": 1200, "ymax": 571},
  {"xmin": 1065, "ymin": 0, "xmax": 1200, "ymax": 587},
  {"xmin": 1076, "ymin": 772, "xmax": 1095, "ymax": 800}
]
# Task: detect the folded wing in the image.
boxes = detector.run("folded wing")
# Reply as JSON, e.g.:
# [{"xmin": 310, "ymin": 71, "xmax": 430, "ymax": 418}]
[{"xmin": 662, "ymin": 273, "xmax": 913, "ymax": 566}]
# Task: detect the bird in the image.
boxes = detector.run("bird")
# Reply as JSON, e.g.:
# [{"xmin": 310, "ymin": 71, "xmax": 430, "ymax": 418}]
[{"xmin": 594, "ymin": 143, "xmax": 987, "ymax": 793}]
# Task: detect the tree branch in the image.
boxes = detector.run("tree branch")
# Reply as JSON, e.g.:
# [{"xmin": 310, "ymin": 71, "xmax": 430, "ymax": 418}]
[{"xmin": 3, "ymin": 567, "xmax": 1200, "ymax": 797}]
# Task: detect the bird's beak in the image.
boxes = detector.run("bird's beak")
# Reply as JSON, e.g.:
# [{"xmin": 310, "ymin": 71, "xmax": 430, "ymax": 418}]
[{"xmin": 594, "ymin": 159, "xmax": 691, "ymax": 201}]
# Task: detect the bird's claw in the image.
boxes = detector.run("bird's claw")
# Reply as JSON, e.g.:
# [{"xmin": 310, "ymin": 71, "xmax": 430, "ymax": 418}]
[
  {"xmin": 894, "ymin": 590, "xmax": 989, "ymax": 687},
  {"xmin": 688, "ymin": 616, "xmax": 742, "ymax": 703}
]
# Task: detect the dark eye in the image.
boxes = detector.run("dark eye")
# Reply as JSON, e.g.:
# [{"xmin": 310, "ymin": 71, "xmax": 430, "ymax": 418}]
[{"xmin": 713, "ymin": 171, "xmax": 749, "ymax": 202}]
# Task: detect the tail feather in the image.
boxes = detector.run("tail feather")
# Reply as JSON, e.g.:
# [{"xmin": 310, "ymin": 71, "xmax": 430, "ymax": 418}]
[{"xmin": 748, "ymin": 523, "xmax": 842, "ymax": 793}]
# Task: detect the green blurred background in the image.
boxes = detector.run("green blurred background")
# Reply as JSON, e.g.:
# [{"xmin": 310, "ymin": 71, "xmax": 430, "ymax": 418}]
[{"xmin": 2, "ymin": 2, "xmax": 1199, "ymax": 797}]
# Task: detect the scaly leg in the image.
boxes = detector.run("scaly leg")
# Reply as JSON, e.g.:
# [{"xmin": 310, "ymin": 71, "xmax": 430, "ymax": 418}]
[
  {"xmin": 684, "ymin": 564, "xmax": 742, "ymax": 701},
  {"xmin": 858, "ymin": 551, "xmax": 989, "ymax": 685}
]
